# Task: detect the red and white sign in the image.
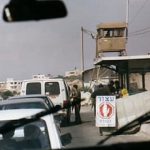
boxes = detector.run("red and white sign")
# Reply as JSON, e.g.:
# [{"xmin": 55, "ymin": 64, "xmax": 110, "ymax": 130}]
[{"xmin": 96, "ymin": 96, "xmax": 116, "ymax": 127}]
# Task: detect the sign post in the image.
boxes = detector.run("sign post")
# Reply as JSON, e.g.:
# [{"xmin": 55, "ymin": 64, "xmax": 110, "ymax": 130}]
[{"xmin": 96, "ymin": 96, "xmax": 116, "ymax": 127}]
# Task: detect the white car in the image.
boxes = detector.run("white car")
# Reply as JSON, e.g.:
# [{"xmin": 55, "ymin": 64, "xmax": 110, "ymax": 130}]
[
  {"xmin": 0, "ymin": 109, "xmax": 63, "ymax": 150},
  {"xmin": 20, "ymin": 78, "xmax": 70, "ymax": 107},
  {"xmin": 0, "ymin": 97, "xmax": 52, "ymax": 110},
  {"xmin": 7, "ymin": 94, "xmax": 55, "ymax": 110}
]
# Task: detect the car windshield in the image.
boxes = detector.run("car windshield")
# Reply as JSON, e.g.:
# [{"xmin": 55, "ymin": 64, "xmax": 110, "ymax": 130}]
[
  {"xmin": 0, "ymin": 0, "xmax": 150, "ymax": 150},
  {"xmin": 0, "ymin": 102, "xmax": 48, "ymax": 110},
  {"xmin": 9, "ymin": 97, "xmax": 54, "ymax": 108}
]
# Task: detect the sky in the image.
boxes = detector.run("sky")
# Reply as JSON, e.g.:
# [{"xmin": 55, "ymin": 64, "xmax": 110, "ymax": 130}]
[{"xmin": 0, "ymin": 0, "xmax": 150, "ymax": 81}]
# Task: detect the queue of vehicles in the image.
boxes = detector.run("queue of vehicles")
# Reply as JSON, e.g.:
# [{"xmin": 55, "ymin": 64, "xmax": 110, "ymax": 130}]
[{"xmin": 0, "ymin": 78, "xmax": 72, "ymax": 149}]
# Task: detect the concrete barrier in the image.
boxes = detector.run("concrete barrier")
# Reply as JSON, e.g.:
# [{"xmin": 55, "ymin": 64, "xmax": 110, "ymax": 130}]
[
  {"xmin": 81, "ymin": 91, "xmax": 92, "ymax": 106},
  {"xmin": 116, "ymin": 91, "xmax": 150, "ymax": 128}
]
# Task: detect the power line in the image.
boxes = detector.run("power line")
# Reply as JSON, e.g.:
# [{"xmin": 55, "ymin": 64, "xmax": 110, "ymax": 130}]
[
  {"xmin": 130, "ymin": 0, "xmax": 149, "ymax": 25},
  {"xmin": 130, "ymin": 26, "xmax": 150, "ymax": 35},
  {"xmin": 129, "ymin": 31, "xmax": 150, "ymax": 38},
  {"xmin": 128, "ymin": 0, "xmax": 150, "ymax": 38},
  {"xmin": 129, "ymin": 27, "xmax": 150, "ymax": 37}
]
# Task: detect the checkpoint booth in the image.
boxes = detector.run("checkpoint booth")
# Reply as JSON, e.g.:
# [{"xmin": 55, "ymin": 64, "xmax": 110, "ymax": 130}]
[
  {"xmin": 94, "ymin": 55, "xmax": 150, "ymax": 134},
  {"xmin": 94, "ymin": 55, "xmax": 150, "ymax": 92}
]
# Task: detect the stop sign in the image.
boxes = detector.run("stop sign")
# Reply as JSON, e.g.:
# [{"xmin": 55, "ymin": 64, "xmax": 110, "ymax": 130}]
[{"xmin": 99, "ymin": 102, "xmax": 114, "ymax": 119}]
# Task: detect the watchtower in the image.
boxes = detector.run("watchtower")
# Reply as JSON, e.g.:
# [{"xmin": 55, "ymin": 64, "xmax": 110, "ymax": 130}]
[{"xmin": 96, "ymin": 22, "xmax": 128, "ymax": 57}]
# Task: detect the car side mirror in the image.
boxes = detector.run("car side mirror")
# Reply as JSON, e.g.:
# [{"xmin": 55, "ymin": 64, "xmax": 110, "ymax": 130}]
[
  {"xmin": 61, "ymin": 133, "xmax": 72, "ymax": 146},
  {"xmin": 54, "ymin": 105, "xmax": 62, "ymax": 111}
]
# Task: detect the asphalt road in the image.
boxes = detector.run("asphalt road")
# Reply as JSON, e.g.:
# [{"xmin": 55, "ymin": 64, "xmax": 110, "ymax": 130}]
[
  {"xmin": 61, "ymin": 105, "xmax": 102, "ymax": 148},
  {"xmin": 61, "ymin": 105, "xmax": 150, "ymax": 149}
]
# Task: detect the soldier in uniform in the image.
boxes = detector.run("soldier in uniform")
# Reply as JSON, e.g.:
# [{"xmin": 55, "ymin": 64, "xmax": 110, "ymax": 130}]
[{"xmin": 71, "ymin": 84, "xmax": 82, "ymax": 124}]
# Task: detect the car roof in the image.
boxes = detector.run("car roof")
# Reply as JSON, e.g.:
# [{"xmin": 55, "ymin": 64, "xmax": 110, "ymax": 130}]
[
  {"xmin": 0, "ymin": 98, "xmax": 48, "ymax": 105},
  {"xmin": 8, "ymin": 94, "xmax": 49, "ymax": 99},
  {"xmin": 22, "ymin": 78, "xmax": 64, "ymax": 82},
  {"xmin": 0, "ymin": 109, "xmax": 45, "ymax": 121}
]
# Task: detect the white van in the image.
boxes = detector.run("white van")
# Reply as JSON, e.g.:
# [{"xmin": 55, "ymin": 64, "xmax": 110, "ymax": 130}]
[{"xmin": 20, "ymin": 78, "xmax": 71, "ymax": 123}]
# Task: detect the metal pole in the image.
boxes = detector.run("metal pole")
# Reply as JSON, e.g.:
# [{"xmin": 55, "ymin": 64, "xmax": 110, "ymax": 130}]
[
  {"xmin": 126, "ymin": 0, "xmax": 129, "ymax": 40},
  {"xmin": 126, "ymin": 0, "xmax": 129, "ymax": 25},
  {"xmin": 141, "ymin": 73, "xmax": 145, "ymax": 90},
  {"xmin": 81, "ymin": 26, "xmax": 84, "ymax": 88},
  {"xmin": 124, "ymin": 0, "xmax": 129, "ymax": 56},
  {"xmin": 96, "ymin": 36, "xmax": 98, "ymax": 58}
]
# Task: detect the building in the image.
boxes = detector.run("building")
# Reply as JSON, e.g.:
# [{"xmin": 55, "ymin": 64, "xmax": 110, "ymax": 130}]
[
  {"xmin": 0, "ymin": 74, "xmax": 55, "ymax": 94},
  {"xmin": 65, "ymin": 69, "xmax": 82, "ymax": 77},
  {"xmin": 32, "ymin": 74, "xmax": 53, "ymax": 79},
  {"xmin": 0, "ymin": 81, "xmax": 6, "ymax": 92},
  {"xmin": 83, "ymin": 67, "xmax": 117, "ymax": 91},
  {"xmin": 6, "ymin": 78, "xmax": 22, "ymax": 93},
  {"xmin": 0, "ymin": 78, "xmax": 22, "ymax": 94},
  {"xmin": 83, "ymin": 67, "xmax": 117, "ymax": 83}
]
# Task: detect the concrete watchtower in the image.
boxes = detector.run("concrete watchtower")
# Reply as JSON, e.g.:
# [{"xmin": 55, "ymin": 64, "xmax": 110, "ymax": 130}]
[{"xmin": 96, "ymin": 22, "xmax": 128, "ymax": 57}]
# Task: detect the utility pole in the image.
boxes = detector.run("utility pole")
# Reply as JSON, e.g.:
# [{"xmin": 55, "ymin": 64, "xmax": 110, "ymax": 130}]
[
  {"xmin": 125, "ymin": 0, "xmax": 129, "ymax": 56},
  {"xmin": 81, "ymin": 26, "xmax": 84, "ymax": 89},
  {"xmin": 126, "ymin": 0, "xmax": 129, "ymax": 41},
  {"xmin": 80, "ymin": 27, "xmax": 96, "ymax": 89},
  {"xmin": 126, "ymin": 0, "xmax": 129, "ymax": 25}
]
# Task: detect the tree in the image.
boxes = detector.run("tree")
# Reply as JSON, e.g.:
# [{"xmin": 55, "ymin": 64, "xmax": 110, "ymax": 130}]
[{"xmin": 1, "ymin": 90, "xmax": 14, "ymax": 100}]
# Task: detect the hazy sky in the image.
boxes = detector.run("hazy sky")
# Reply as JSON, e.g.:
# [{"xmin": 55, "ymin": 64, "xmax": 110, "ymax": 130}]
[{"xmin": 0, "ymin": 0, "xmax": 150, "ymax": 81}]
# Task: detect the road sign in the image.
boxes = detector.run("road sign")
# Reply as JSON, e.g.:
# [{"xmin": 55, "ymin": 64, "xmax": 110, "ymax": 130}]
[{"xmin": 96, "ymin": 96, "xmax": 116, "ymax": 127}]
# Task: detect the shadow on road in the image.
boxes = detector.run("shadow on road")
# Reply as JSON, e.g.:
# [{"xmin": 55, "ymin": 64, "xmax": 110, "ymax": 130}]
[
  {"xmin": 61, "ymin": 120, "xmax": 92, "ymax": 127},
  {"xmin": 61, "ymin": 107, "xmax": 94, "ymax": 127}
]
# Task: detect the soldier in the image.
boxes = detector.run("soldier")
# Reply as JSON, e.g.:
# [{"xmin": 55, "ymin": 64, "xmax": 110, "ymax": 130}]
[
  {"xmin": 91, "ymin": 84, "xmax": 111, "ymax": 116},
  {"xmin": 71, "ymin": 84, "xmax": 82, "ymax": 124}
]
